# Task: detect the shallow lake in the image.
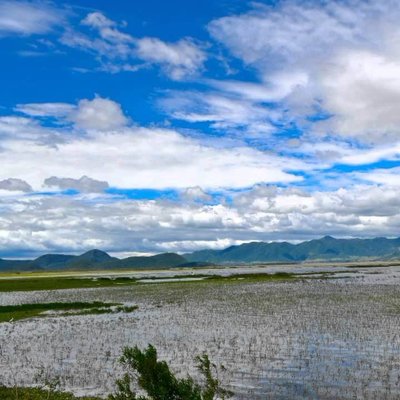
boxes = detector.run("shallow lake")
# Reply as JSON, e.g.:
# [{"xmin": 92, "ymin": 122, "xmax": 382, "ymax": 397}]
[{"xmin": 1, "ymin": 267, "xmax": 400, "ymax": 399}]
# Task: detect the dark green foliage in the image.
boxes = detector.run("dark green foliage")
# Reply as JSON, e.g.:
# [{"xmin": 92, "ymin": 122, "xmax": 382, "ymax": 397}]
[
  {"xmin": 195, "ymin": 353, "xmax": 232, "ymax": 400},
  {"xmin": 0, "ymin": 345, "xmax": 231, "ymax": 400},
  {"xmin": 109, "ymin": 345, "xmax": 232, "ymax": 400},
  {"xmin": 0, "ymin": 386, "xmax": 99, "ymax": 400}
]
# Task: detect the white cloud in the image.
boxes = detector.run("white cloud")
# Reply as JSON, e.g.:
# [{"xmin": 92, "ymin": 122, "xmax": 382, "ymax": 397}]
[
  {"xmin": 1, "ymin": 183, "xmax": 400, "ymax": 256},
  {"xmin": 161, "ymin": 91, "xmax": 277, "ymax": 135},
  {"xmin": 135, "ymin": 37, "xmax": 206, "ymax": 80},
  {"xmin": 0, "ymin": 99, "xmax": 304, "ymax": 190},
  {"xmin": 208, "ymin": 1, "xmax": 364, "ymax": 67},
  {"xmin": 181, "ymin": 187, "xmax": 212, "ymax": 203},
  {"xmin": 72, "ymin": 97, "xmax": 129, "ymax": 131},
  {"xmin": 0, "ymin": 178, "xmax": 32, "ymax": 192},
  {"xmin": 0, "ymin": 116, "xmax": 64, "ymax": 145},
  {"xmin": 208, "ymin": 0, "xmax": 400, "ymax": 142},
  {"xmin": 207, "ymin": 72, "xmax": 309, "ymax": 103},
  {"xmin": 0, "ymin": 0, "xmax": 63, "ymax": 36},
  {"xmin": 354, "ymin": 167, "xmax": 400, "ymax": 186},
  {"xmin": 15, "ymin": 102, "xmax": 75, "ymax": 118},
  {"xmin": 81, "ymin": 12, "xmax": 134, "ymax": 44},
  {"xmin": 44, "ymin": 175, "xmax": 109, "ymax": 193},
  {"xmin": 16, "ymin": 97, "xmax": 129, "ymax": 132},
  {"xmin": 319, "ymin": 50, "xmax": 400, "ymax": 141},
  {"xmin": 61, "ymin": 11, "xmax": 206, "ymax": 79}
]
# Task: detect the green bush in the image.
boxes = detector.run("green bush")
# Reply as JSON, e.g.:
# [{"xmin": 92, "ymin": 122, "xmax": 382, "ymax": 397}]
[
  {"xmin": 0, "ymin": 345, "xmax": 232, "ymax": 400},
  {"xmin": 109, "ymin": 345, "xmax": 232, "ymax": 400}
]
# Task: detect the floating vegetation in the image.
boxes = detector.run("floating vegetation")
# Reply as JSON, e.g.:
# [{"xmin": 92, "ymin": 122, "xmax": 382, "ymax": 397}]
[{"xmin": 0, "ymin": 302, "xmax": 138, "ymax": 322}]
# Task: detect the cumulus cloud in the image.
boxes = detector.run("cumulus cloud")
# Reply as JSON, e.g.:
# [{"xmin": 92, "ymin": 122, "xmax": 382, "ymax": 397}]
[
  {"xmin": 72, "ymin": 97, "xmax": 129, "ymax": 131},
  {"xmin": 5, "ymin": 2, "xmax": 400, "ymax": 256},
  {"xmin": 15, "ymin": 96, "xmax": 129, "ymax": 131},
  {"xmin": 44, "ymin": 176, "xmax": 109, "ymax": 193},
  {"xmin": 208, "ymin": 0, "xmax": 400, "ymax": 142},
  {"xmin": 1, "ymin": 183, "xmax": 400, "ymax": 257},
  {"xmin": 0, "ymin": 121, "xmax": 303, "ymax": 190},
  {"xmin": 181, "ymin": 187, "xmax": 212, "ymax": 203},
  {"xmin": 0, "ymin": 178, "xmax": 32, "ymax": 192},
  {"xmin": 0, "ymin": 0, "xmax": 63, "ymax": 36}
]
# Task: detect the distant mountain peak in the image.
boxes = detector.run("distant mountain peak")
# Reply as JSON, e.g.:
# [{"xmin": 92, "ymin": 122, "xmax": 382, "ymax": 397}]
[
  {"xmin": 2, "ymin": 236, "xmax": 400, "ymax": 273},
  {"xmin": 320, "ymin": 235, "xmax": 336, "ymax": 241},
  {"xmin": 78, "ymin": 249, "xmax": 112, "ymax": 261}
]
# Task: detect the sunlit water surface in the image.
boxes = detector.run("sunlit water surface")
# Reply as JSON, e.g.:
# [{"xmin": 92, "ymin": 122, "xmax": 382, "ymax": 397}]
[{"xmin": 1, "ymin": 266, "xmax": 400, "ymax": 399}]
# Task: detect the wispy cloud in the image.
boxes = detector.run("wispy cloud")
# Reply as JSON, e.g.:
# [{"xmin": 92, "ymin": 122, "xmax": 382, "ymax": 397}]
[
  {"xmin": 0, "ymin": 0, "xmax": 64, "ymax": 36},
  {"xmin": 60, "ymin": 11, "xmax": 207, "ymax": 80}
]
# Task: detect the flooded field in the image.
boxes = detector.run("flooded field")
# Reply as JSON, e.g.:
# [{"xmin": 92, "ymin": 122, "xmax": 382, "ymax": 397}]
[{"xmin": 1, "ymin": 266, "xmax": 400, "ymax": 399}]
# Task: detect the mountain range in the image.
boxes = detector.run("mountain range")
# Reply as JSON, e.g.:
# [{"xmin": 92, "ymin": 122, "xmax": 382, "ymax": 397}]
[{"xmin": 2, "ymin": 236, "xmax": 400, "ymax": 272}]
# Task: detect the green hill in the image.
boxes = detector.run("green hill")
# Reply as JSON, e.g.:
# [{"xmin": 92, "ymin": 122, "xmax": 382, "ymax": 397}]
[{"xmin": 2, "ymin": 236, "xmax": 400, "ymax": 272}]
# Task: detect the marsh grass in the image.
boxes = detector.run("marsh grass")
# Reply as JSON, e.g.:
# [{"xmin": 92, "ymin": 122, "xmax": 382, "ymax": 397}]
[
  {"xmin": 0, "ymin": 272, "xmax": 300, "ymax": 293},
  {"xmin": 0, "ymin": 302, "xmax": 138, "ymax": 322},
  {"xmin": 0, "ymin": 386, "xmax": 101, "ymax": 399},
  {"xmin": 0, "ymin": 277, "xmax": 138, "ymax": 292}
]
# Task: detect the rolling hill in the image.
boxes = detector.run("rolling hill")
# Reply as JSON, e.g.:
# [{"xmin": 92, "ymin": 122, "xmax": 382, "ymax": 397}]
[{"xmin": 1, "ymin": 236, "xmax": 400, "ymax": 272}]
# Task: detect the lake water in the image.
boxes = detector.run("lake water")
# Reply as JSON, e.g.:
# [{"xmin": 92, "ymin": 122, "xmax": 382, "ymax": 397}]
[{"xmin": 0, "ymin": 266, "xmax": 400, "ymax": 399}]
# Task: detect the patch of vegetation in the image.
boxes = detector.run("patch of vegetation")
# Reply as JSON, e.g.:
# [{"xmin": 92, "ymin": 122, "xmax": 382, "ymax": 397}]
[
  {"xmin": 72, "ymin": 305, "xmax": 138, "ymax": 317},
  {"xmin": 0, "ymin": 345, "xmax": 231, "ymax": 400},
  {"xmin": 109, "ymin": 344, "xmax": 232, "ymax": 400},
  {"xmin": 0, "ymin": 386, "xmax": 100, "ymax": 400},
  {"xmin": 0, "ymin": 302, "xmax": 138, "ymax": 323},
  {"xmin": 138, "ymin": 272, "xmax": 301, "ymax": 285},
  {"xmin": 0, "ymin": 276, "xmax": 137, "ymax": 292},
  {"xmin": 0, "ymin": 269, "xmax": 323, "ymax": 294},
  {"xmin": 205, "ymin": 271, "xmax": 298, "ymax": 282}
]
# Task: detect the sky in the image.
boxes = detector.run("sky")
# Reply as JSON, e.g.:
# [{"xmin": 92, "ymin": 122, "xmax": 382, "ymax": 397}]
[{"xmin": 2, "ymin": 0, "xmax": 400, "ymax": 257}]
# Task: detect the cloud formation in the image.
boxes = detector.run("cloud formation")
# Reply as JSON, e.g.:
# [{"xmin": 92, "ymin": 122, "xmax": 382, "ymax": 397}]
[
  {"xmin": 0, "ymin": 101, "xmax": 303, "ymax": 190},
  {"xmin": 3, "ymin": 1, "xmax": 400, "ymax": 256},
  {"xmin": 1, "ymin": 183, "xmax": 400, "ymax": 257},
  {"xmin": 0, "ymin": 178, "xmax": 32, "ymax": 192},
  {"xmin": 208, "ymin": 0, "xmax": 400, "ymax": 142},
  {"xmin": 0, "ymin": 0, "xmax": 63, "ymax": 36},
  {"xmin": 16, "ymin": 96, "xmax": 129, "ymax": 131},
  {"xmin": 44, "ymin": 176, "xmax": 109, "ymax": 193},
  {"xmin": 61, "ymin": 11, "xmax": 206, "ymax": 79},
  {"xmin": 72, "ymin": 97, "xmax": 129, "ymax": 131}
]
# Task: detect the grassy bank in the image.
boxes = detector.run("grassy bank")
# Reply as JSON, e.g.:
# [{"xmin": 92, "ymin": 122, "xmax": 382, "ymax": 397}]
[{"xmin": 0, "ymin": 302, "xmax": 138, "ymax": 322}]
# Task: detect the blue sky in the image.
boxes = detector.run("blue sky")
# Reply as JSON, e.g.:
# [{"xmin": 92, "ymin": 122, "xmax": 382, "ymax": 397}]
[{"xmin": 1, "ymin": 0, "xmax": 400, "ymax": 257}]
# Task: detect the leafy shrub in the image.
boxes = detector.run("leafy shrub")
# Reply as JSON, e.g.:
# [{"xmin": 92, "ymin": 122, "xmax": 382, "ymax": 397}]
[{"xmin": 109, "ymin": 345, "xmax": 232, "ymax": 400}]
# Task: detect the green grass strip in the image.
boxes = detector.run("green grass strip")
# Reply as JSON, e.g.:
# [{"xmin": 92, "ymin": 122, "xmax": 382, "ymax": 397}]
[{"xmin": 0, "ymin": 301, "xmax": 139, "ymax": 323}]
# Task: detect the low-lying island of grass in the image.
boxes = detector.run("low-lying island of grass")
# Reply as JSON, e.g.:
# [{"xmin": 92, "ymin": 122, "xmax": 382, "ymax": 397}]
[
  {"xmin": 0, "ymin": 301, "xmax": 138, "ymax": 323},
  {"xmin": 0, "ymin": 270, "xmax": 310, "ymax": 293}
]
